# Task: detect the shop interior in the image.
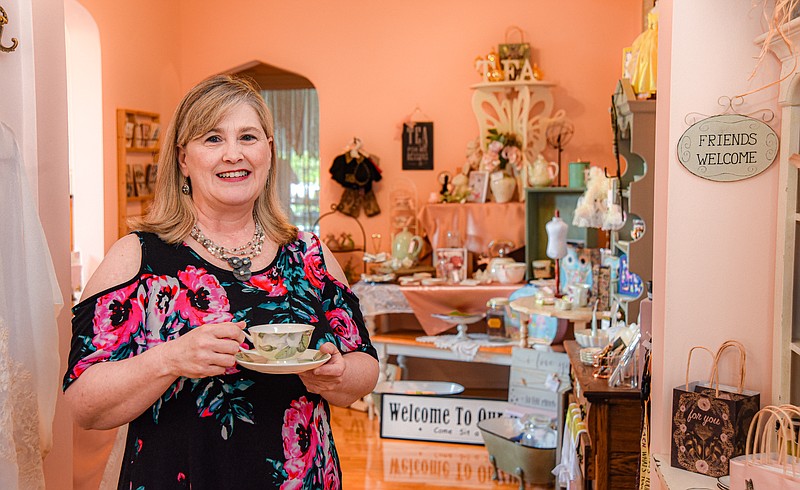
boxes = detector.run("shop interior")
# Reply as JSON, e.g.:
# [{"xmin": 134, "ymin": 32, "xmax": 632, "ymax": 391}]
[{"xmin": 4, "ymin": 1, "xmax": 800, "ymax": 489}]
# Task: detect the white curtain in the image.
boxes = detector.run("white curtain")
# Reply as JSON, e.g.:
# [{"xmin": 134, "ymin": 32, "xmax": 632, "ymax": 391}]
[
  {"xmin": 0, "ymin": 122, "xmax": 63, "ymax": 489},
  {"xmin": 261, "ymin": 89, "xmax": 320, "ymax": 231}
]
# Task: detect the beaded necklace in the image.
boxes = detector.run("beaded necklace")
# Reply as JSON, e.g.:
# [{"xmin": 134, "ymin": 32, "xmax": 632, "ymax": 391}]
[{"xmin": 189, "ymin": 222, "xmax": 264, "ymax": 281}]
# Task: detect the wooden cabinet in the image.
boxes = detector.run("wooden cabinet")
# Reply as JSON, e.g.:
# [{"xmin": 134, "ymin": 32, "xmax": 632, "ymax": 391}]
[
  {"xmin": 116, "ymin": 109, "xmax": 160, "ymax": 238},
  {"xmin": 610, "ymin": 80, "xmax": 656, "ymax": 323},
  {"xmin": 564, "ymin": 340, "xmax": 642, "ymax": 490}
]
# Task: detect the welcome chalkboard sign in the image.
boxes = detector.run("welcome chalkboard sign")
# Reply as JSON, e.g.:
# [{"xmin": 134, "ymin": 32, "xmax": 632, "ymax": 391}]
[
  {"xmin": 676, "ymin": 114, "xmax": 778, "ymax": 182},
  {"xmin": 402, "ymin": 122, "xmax": 434, "ymax": 170}
]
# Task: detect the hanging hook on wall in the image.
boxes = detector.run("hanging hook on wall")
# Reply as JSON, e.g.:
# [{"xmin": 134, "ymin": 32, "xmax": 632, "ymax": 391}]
[{"xmin": 0, "ymin": 5, "xmax": 19, "ymax": 53}]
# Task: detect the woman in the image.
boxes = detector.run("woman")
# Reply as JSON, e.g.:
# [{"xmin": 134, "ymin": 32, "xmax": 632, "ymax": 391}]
[{"xmin": 64, "ymin": 74, "xmax": 379, "ymax": 489}]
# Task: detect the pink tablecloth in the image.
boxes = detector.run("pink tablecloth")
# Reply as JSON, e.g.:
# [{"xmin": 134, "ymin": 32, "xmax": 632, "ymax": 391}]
[
  {"xmin": 400, "ymin": 284, "xmax": 521, "ymax": 335},
  {"xmin": 418, "ymin": 202, "xmax": 525, "ymax": 256}
]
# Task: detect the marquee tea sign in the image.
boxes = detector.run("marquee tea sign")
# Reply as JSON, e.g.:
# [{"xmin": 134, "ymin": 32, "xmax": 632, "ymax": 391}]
[{"xmin": 676, "ymin": 114, "xmax": 778, "ymax": 182}]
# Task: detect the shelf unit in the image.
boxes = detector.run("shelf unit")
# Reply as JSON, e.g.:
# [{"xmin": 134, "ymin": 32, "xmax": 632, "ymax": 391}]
[
  {"xmin": 116, "ymin": 109, "xmax": 160, "ymax": 238},
  {"xmin": 609, "ymin": 80, "xmax": 656, "ymax": 323},
  {"xmin": 762, "ymin": 18, "xmax": 800, "ymax": 405},
  {"xmin": 524, "ymin": 187, "xmax": 599, "ymax": 279},
  {"xmin": 470, "ymin": 80, "xmax": 563, "ymax": 159}
]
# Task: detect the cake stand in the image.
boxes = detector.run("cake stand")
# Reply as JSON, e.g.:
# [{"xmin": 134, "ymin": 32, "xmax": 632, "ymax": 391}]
[{"xmin": 431, "ymin": 312, "xmax": 486, "ymax": 340}]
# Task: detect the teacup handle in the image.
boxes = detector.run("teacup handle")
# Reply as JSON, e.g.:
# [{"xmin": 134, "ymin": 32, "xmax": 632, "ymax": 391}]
[{"xmin": 239, "ymin": 331, "xmax": 257, "ymax": 353}]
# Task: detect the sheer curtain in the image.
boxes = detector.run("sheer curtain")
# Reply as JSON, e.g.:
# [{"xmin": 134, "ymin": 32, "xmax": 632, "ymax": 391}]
[{"xmin": 261, "ymin": 89, "xmax": 320, "ymax": 231}]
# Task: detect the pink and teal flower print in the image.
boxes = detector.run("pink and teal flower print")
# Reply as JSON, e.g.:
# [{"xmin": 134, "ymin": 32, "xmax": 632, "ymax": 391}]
[
  {"xmin": 282, "ymin": 397, "xmax": 319, "ymax": 480},
  {"xmin": 248, "ymin": 268, "xmax": 289, "ymax": 296},
  {"xmin": 92, "ymin": 282, "xmax": 144, "ymax": 354},
  {"xmin": 191, "ymin": 377, "xmax": 255, "ymax": 440},
  {"xmin": 176, "ymin": 266, "xmax": 233, "ymax": 325},
  {"xmin": 324, "ymin": 308, "xmax": 360, "ymax": 352},
  {"xmin": 142, "ymin": 275, "xmax": 182, "ymax": 341},
  {"xmin": 302, "ymin": 242, "xmax": 326, "ymax": 291}
]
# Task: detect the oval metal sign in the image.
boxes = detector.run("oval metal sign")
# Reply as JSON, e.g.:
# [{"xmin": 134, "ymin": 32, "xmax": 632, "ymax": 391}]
[{"xmin": 676, "ymin": 114, "xmax": 778, "ymax": 182}]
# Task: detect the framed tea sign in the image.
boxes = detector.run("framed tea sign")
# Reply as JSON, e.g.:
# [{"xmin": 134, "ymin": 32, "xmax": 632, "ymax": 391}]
[
  {"xmin": 677, "ymin": 114, "xmax": 778, "ymax": 182},
  {"xmin": 402, "ymin": 122, "xmax": 433, "ymax": 170}
]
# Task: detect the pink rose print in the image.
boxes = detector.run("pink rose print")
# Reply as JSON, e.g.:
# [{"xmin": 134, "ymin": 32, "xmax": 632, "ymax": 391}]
[
  {"xmin": 175, "ymin": 266, "xmax": 232, "ymax": 326},
  {"xmin": 282, "ymin": 397, "xmax": 319, "ymax": 480},
  {"xmin": 303, "ymin": 244, "xmax": 325, "ymax": 290},
  {"xmin": 248, "ymin": 268, "xmax": 288, "ymax": 296},
  {"xmin": 325, "ymin": 308, "xmax": 360, "ymax": 351},
  {"xmin": 142, "ymin": 275, "xmax": 181, "ymax": 341},
  {"xmin": 314, "ymin": 403, "xmax": 340, "ymax": 489},
  {"xmin": 92, "ymin": 283, "xmax": 144, "ymax": 353},
  {"xmin": 697, "ymin": 398, "xmax": 711, "ymax": 411},
  {"xmin": 695, "ymin": 459, "xmax": 709, "ymax": 473}
]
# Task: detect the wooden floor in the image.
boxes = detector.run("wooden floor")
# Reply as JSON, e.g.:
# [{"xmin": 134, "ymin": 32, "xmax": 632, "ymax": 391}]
[{"xmin": 330, "ymin": 405, "xmax": 554, "ymax": 489}]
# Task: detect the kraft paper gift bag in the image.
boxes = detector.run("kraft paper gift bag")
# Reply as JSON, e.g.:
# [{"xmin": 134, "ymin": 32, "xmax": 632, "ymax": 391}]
[
  {"xmin": 729, "ymin": 405, "xmax": 800, "ymax": 489},
  {"xmin": 671, "ymin": 341, "xmax": 760, "ymax": 478}
]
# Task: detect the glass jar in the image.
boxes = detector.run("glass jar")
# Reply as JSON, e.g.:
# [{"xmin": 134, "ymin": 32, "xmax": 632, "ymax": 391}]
[{"xmin": 486, "ymin": 297, "xmax": 510, "ymax": 340}]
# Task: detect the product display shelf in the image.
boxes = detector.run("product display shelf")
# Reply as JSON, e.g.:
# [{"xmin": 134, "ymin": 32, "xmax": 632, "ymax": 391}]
[
  {"xmin": 524, "ymin": 187, "xmax": 599, "ymax": 280},
  {"xmin": 609, "ymin": 80, "xmax": 656, "ymax": 323},
  {"xmin": 116, "ymin": 108, "xmax": 160, "ymax": 238}
]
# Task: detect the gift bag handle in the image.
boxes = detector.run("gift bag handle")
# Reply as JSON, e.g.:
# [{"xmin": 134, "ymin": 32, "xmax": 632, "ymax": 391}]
[
  {"xmin": 744, "ymin": 404, "xmax": 800, "ymax": 476},
  {"xmin": 708, "ymin": 340, "xmax": 747, "ymax": 397},
  {"xmin": 504, "ymin": 25, "xmax": 526, "ymax": 44},
  {"xmin": 683, "ymin": 345, "xmax": 716, "ymax": 390}
]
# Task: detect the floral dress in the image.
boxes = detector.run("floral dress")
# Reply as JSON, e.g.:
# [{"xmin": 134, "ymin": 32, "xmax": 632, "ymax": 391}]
[{"xmin": 63, "ymin": 231, "xmax": 376, "ymax": 489}]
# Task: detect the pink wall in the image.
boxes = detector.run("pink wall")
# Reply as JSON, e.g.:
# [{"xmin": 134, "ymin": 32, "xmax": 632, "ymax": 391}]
[
  {"xmin": 80, "ymin": 0, "xmax": 641, "ymax": 251},
  {"xmin": 650, "ymin": 0, "xmax": 780, "ymax": 472}
]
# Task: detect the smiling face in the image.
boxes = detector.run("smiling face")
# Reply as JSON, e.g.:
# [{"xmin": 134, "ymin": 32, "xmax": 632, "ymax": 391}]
[{"xmin": 178, "ymin": 102, "xmax": 272, "ymax": 215}]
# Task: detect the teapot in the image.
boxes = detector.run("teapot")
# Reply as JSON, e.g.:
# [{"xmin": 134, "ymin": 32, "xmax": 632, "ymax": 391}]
[
  {"xmin": 487, "ymin": 240, "xmax": 515, "ymax": 281},
  {"xmin": 392, "ymin": 227, "xmax": 423, "ymax": 263},
  {"xmin": 527, "ymin": 154, "xmax": 559, "ymax": 187}
]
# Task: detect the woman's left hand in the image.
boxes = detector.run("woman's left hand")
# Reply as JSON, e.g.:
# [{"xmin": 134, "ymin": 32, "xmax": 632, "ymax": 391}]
[{"xmin": 298, "ymin": 342, "xmax": 345, "ymax": 394}]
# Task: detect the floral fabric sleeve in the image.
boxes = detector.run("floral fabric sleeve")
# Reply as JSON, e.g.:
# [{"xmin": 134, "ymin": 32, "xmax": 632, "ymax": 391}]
[
  {"xmin": 303, "ymin": 233, "xmax": 377, "ymax": 360},
  {"xmin": 63, "ymin": 280, "xmax": 147, "ymax": 391}
]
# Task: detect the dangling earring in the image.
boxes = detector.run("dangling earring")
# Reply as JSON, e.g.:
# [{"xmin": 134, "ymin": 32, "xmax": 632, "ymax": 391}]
[{"xmin": 181, "ymin": 178, "xmax": 191, "ymax": 195}]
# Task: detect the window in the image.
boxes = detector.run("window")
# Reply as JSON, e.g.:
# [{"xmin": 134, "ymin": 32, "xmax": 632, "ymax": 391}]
[{"xmin": 261, "ymin": 89, "xmax": 320, "ymax": 232}]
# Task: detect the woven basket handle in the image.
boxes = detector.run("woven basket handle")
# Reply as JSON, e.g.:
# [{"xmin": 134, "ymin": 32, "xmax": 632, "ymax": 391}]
[
  {"xmin": 684, "ymin": 345, "xmax": 716, "ymax": 390},
  {"xmin": 708, "ymin": 340, "xmax": 746, "ymax": 396},
  {"xmin": 504, "ymin": 25, "xmax": 526, "ymax": 44}
]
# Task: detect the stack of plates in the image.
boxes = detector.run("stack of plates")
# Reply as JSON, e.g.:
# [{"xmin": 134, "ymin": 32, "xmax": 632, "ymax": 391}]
[
  {"xmin": 579, "ymin": 347, "xmax": 602, "ymax": 366},
  {"xmin": 717, "ymin": 476, "xmax": 730, "ymax": 490}
]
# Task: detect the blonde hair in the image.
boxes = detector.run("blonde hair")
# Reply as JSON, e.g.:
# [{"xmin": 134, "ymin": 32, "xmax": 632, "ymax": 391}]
[{"xmin": 131, "ymin": 74, "xmax": 298, "ymax": 245}]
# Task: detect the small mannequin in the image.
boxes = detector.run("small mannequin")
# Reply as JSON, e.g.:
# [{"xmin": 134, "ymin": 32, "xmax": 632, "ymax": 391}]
[
  {"xmin": 545, "ymin": 210, "xmax": 568, "ymax": 296},
  {"xmin": 545, "ymin": 212, "xmax": 568, "ymax": 259}
]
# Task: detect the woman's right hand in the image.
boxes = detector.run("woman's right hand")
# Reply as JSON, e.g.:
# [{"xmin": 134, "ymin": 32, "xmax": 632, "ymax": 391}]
[{"xmin": 159, "ymin": 321, "xmax": 246, "ymax": 378}]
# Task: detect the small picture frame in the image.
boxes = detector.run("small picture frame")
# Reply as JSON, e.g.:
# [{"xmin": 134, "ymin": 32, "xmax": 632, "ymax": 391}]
[
  {"xmin": 125, "ymin": 164, "xmax": 135, "ymax": 197},
  {"xmin": 434, "ymin": 247, "xmax": 468, "ymax": 283},
  {"xmin": 622, "ymin": 47, "xmax": 633, "ymax": 80},
  {"xmin": 132, "ymin": 163, "xmax": 147, "ymax": 197},
  {"xmin": 145, "ymin": 163, "xmax": 158, "ymax": 195},
  {"xmin": 467, "ymin": 171, "xmax": 489, "ymax": 203}
]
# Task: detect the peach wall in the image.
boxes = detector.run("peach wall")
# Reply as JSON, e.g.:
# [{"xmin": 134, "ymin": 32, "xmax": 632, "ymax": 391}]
[
  {"xmin": 76, "ymin": 0, "xmax": 183, "ymax": 251},
  {"xmin": 650, "ymin": 0, "xmax": 780, "ymax": 469},
  {"xmin": 80, "ymin": 0, "xmax": 641, "ymax": 251}
]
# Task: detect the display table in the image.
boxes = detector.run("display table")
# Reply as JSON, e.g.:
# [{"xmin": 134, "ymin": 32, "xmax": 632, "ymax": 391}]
[
  {"xmin": 564, "ymin": 340, "xmax": 642, "ymax": 490},
  {"xmin": 418, "ymin": 202, "xmax": 525, "ymax": 256},
  {"xmin": 351, "ymin": 281, "xmax": 521, "ymax": 336},
  {"xmin": 371, "ymin": 330, "xmax": 514, "ymax": 380},
  {"xmin": 400, "ymin": 284, "xmax": 520, "ymax": 335}
]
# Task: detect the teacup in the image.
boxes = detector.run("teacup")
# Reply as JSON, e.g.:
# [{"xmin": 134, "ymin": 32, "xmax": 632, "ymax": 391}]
[{"xmin": 243, "ymin": 323, "xmax": 315, "ymax": 362}]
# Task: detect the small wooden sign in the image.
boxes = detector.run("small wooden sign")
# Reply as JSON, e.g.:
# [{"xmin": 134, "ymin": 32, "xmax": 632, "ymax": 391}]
[
  {"xmin": 402, "ymin": 122, "xmax": 434, "ymax": 170},
  {"xmin": 676, "ymin": 114, "xmax": 778, "ymax": 182},
  {"xmin": 380, "ymin": 394, "xmax": 508, "ymax": 445}
]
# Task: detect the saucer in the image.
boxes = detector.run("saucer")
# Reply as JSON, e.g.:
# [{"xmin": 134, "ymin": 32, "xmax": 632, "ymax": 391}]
[{"xmin": 235, "ymin": 349, "xmax": 331, "ymax": 374}]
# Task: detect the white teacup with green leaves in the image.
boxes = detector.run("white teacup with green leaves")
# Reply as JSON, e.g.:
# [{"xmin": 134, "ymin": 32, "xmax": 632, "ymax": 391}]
[{"xmin": 243, "ymin": 323, "xmax": 315, "ymax": 362}]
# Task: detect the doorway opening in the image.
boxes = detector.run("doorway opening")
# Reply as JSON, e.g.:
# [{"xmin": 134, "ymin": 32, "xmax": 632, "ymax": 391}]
[{"xmin": 229, "ymin": 61, "xmax": 320, "ymax": 232}]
